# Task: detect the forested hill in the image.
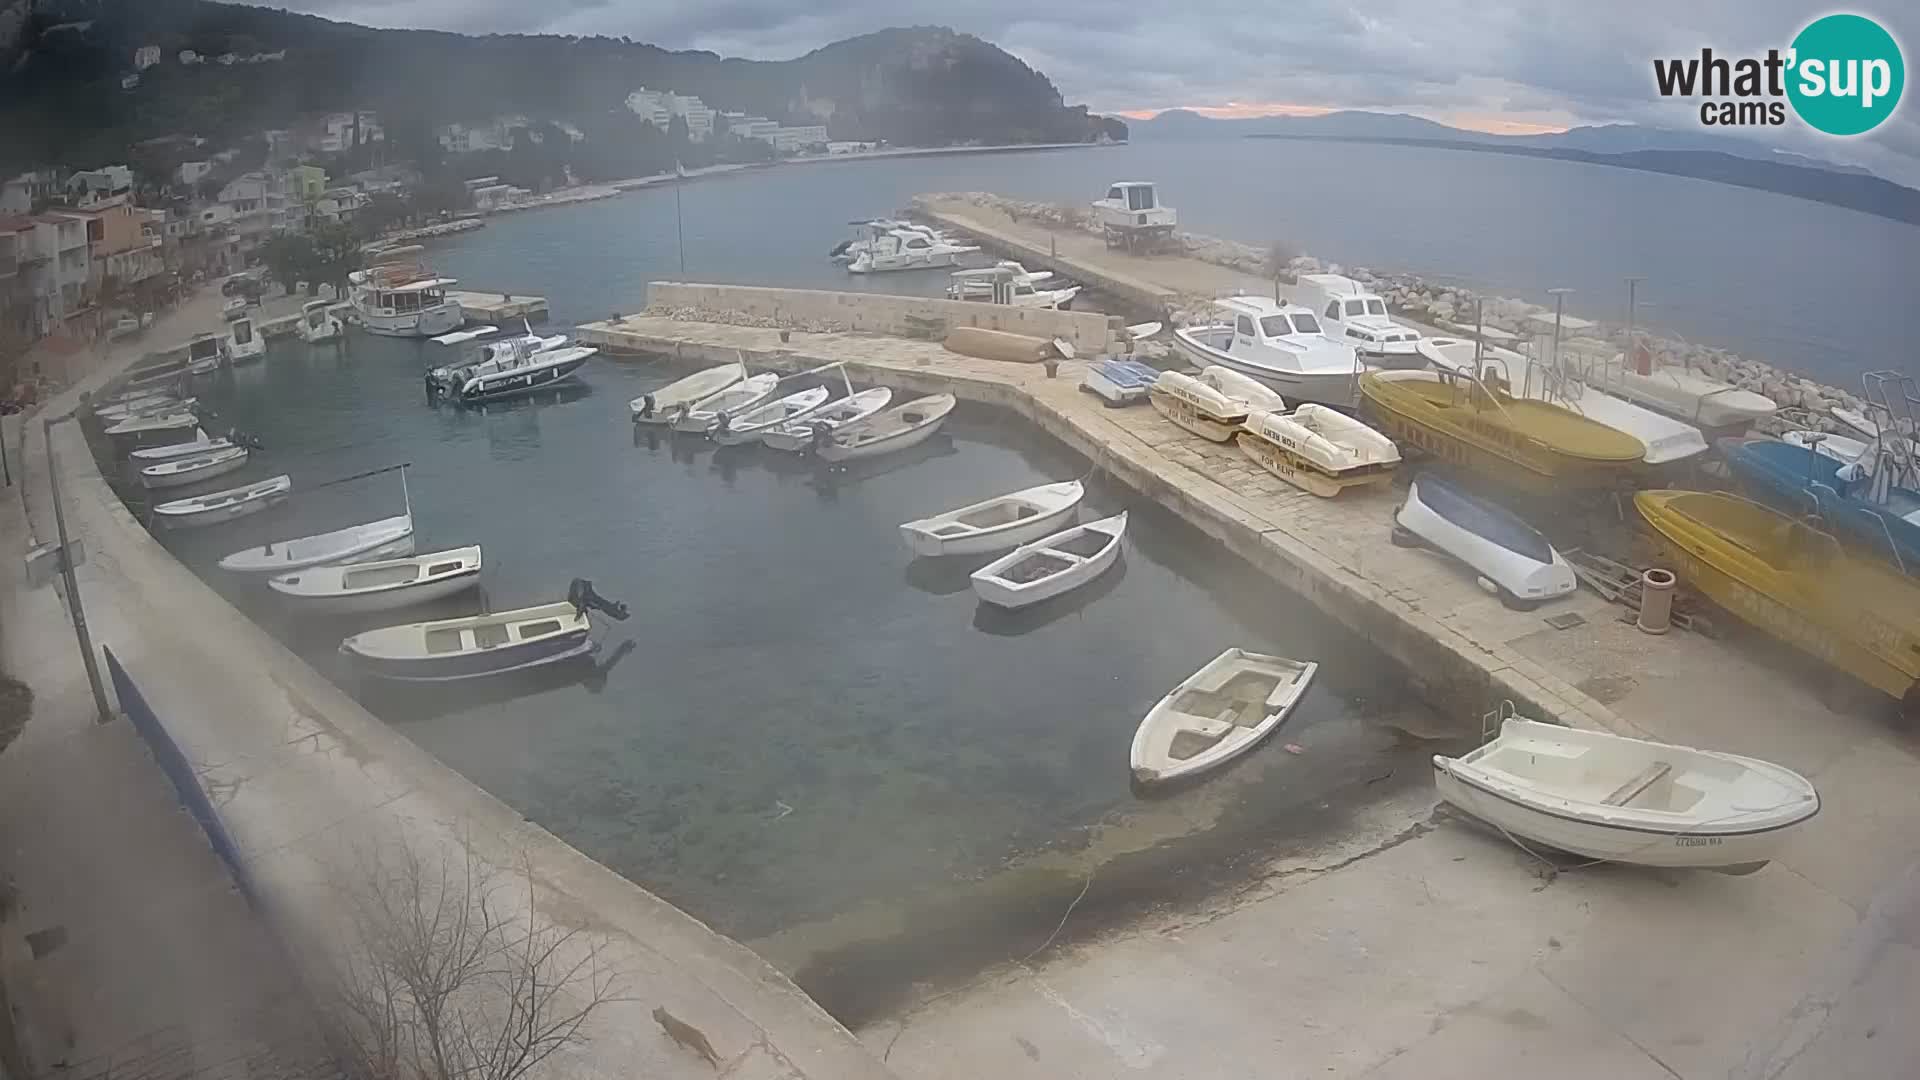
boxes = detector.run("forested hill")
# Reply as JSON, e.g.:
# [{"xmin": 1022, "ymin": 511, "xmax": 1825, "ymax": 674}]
[{"xmin": 0, "ymin": 0, "xmax": 1125, "ymax": 171}]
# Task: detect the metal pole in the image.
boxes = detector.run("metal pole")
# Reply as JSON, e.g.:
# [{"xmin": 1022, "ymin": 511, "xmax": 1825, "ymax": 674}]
[
  {"xmin": 1546, "ymin": 287, "xmax": 1574, "ymax": 374},
  {"xmin": 674, "ymin": 167, "xmax": 687, "ymax": 278},
  {"xmin": 43, "ymin": 418, "xmax": 113, "ymax": 725},
  {"xmin": 1, "ymin": 416, "xmax": 11, "ymax": 488}
]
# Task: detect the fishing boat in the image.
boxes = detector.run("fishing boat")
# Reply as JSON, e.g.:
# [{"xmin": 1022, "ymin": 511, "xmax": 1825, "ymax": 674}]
[
  {"xmin": 1171, "ymin": 298, "xmax": 1363, "ymax": 408},
  {"xmin": 152, "ymin": 475, "xmax": 291, "ymax": 530},
  {"xmin": 1081, "ymin": 359, "xmax": 1160, "ymax": 407},
  {"xmin": 1359, "ymin": 369, "xmax": 1645, "ymax": 495},
  {"xmin": 1130, "ymin": 648, "xmax": 1319, "ymax": 785},
  {"xmin": 139, "ymin": 445, "xmax": 249, "ymax": 490},
  {"xmin": 630, "ymin": 362, "xmax": 746, "ymax": 423},
  {"xmin": 671, "ymin": 372, "xmax": 781, "ymax": 434},
  {"xmin": 1149, "ymin": 370, "xmax": 1249, "ymax": 442},
  {"xmin": 1594, "ymin": 353, "xmax": 1776, "ymax": 429},
  {"xmin": 227, "ymin": 316, "xmax": 264, "ymax": 364},
  {"xmin": 219, "ymin": 514, "xmax": 415, "ymax": 573},
  {"xmin": 427, "ymin": 335, "xmax": 595, "ymax": 405},
  {"xmin": 185, "ymin": 332, "xmax": 228, "ymax": 374},
  {"xmin": 1199, "ymin": 364, "xmax": 1288, "ymax": 413},
  {"xmin": 269, "ymin": 546, "xmax": 482, "ymax": 616},
  {"xmin": 970, "ymin": 512, "xmax": 1126, "ymax": 609},
  {"xmin": 899, "ymin": 480, "xmax": 1085, "ymax": 557},
  {"xmin": 711, "ymin": 386, "xmax": 831, "ymax": 446},
  {"xmin": 813, "ymin": 393, "xmax": 956, "ymax": 463},
  {"xmin": 340, "ymin": 579, "xmax": 628, "ymax": 681},
  {"xmin": 347, "ymin": 253, "xmax": 462, "ymax": 338},
  {"xmin": 105, "ymin": 410, "xmax": 200, "ymax": 440},
  {"xmin": 130, "ymin": 430, "xmax": 234, "ymax": 462},
  {"xmin": 96, "ymin": 395, "xmax": 194, "ymax": 422},
  {"xmin": 1393, "ymin": 472, "xmax": 1575, "ymax": 609},
  {"xmin": 761, "ymin": 387, "xmax": 891, "ymax": 451},
  {"xmin": 829, "ymin": 219, "xmax": 957, "ymax": 264},
  {"xmin": 1237, "ymin": 405, "xmax": 1400, "ymax": 497},
  {"xmin": 1720, "ymin": 438, "xmax": 1920, "ymax": 573},
  {"xmin": 297, "ymin": 300, "xmax": 345, "ymax": 344},
  {"xmin": 1434, "ymin": 713, "xmax": 1818, "ymax": 873},
  {"xmin": 1635, "ymin": 490, "xmax": 1920, "ymax": 704}
]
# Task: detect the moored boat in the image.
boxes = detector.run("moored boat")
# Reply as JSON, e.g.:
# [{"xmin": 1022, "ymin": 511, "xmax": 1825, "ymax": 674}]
[
  {"xmin": 899, "ymin": 480, "xmax": 1085, "ymax": 557},
  {"xmin": 139, "ymin": 445, "xmax": 249, "ymax": 490},
  {"xmin": 1236, "ymin": 405, "xmax": 1400, "ymax": 497},
  {"xmin": 630, "ymin": 362, "xmax": 746, "ymax": 423},
  {"xmin": 347, "ymin": 254, "xmax": 462, "ymax": 338},
  {"xmin": 428, "ymin": 337, "xmax": 595, "ymax": 405},
  {"xmin": 152, "ymin": 475, "xmax": 291, "ymax": 529},
  {"xmin": 227, "ymin": 316, "xmax": 264, "ymax": 364},
  {"xmin": 184, "ymin": 332, "xmax": 228, "ymax": 375},
  {"xmin": 218, "ymin": 513, "xmax": 415, "ymax": 574},
  {"xmin": 269, "ymin": 546, "xmax": 483, "ymax": 615},
  {"xmin": 970, "ymin": 512, "xmax": 1126, "ymax": 609},
  {"xmin": 712, "ymin": 386, "xmax": 831, "ymax": 446},
  {"xmin": 130, "ymin": 430, "xmax": 233, "ymax": 461},
  {"xmin": 1130, "ymin": 648, "xmax": 1318, "ymax": 785},
  {"xmin": 670, "ymin": 373, "xmax": 780, "ymax": 434},
  {"xmin": 762, "ymin": 387, "xmax": 892, "ymax": 451},
  {"xmin": 340, "ymin": 578, "xmax": 628, "ymax": 681},
  {"xmin": 1149, "ymin": 370, "xmax": 1249, "ymax": 442},
  {"xmin": 1393, "ymin": 472, "xmax": 1575, "ymax": 609},
  {"xmin": 105, "ymin": 410, "xmax": 198, "ymax": 438},
  {"xmin": 96, "ymin": 395, "xmax": 195, "ymax": 422},
  {"xmin": 813, "ymin": 393, "xmax": 956, "ymax": 462},
  {"xmin": 297, "ymin": 300, "xmax": 345, "ymax": 344}
]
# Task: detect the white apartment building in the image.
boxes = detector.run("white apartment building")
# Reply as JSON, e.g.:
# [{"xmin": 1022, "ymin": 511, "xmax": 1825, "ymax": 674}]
[{"xmin": 772, "ymin": 125, "xmax": 829, "ymax": 153}]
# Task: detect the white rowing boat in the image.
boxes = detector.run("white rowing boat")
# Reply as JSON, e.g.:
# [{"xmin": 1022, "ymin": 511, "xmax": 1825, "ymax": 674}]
[
  {"xmin": 630, "ymin": 362, "xmax": 745, "ymax": 423},
  {"xmin": 218, "ymin": 513, "xmax": 415, "ymax": 573},
  {"xmin": 340, "ymin": 579, "xmax": 628, "ymax": 682},
  {"xmin": 130, "ymin": 430, "xmax": 233, "ymax": 461},
  {"xmin": 1433, "ymin": 715, "xmax": 1819, "ymax": 873},
  {"xmin": 1236, "ymin": 405, "xmax": 1400, "ymax": 497},
  {"xmin": 1131, "ymin": 648, "xmax": 1318, "ymax": 785},
  {"xmin": 139, "ymin": 445, "xmax": 249, "ymax": 489},
  {"xmin": 152, "ymin": 475, "xmax": 291, "ymax": 530},
  {"xmin": 105, "ymin": 411, "xmax": 198, "ymax": 438},
  {"xmin": 814, "ymin": 393, "xmax": 956, "ymax": 463},
  {"xmin": 671, "ymin": 372, "xmax": 780, "ymax": 434},
  {"xmin": 900, "ymin": 480, "xmax": 1085, "ymax": 557},
  {"xmin": 761, "ymin": 387, "xmax": 892, "ymax": 451},
  {"xmin": 971, "ymin": 512, "xmax": 1126, "ymax": 609},
  {"xmin": 269, "ymin": 546, "xmax": 483, "ymax": 615},
  {"xmin": 1148, "ymin": 370, "xmax": 1248, "ymax": 443},
  {"xmin": 1198, "ymin": 365, "xmax": 1287, "ymax": 413},
  {"xmin": 711, "ymin": 386, "xmax": 831, "ymax": 446}
]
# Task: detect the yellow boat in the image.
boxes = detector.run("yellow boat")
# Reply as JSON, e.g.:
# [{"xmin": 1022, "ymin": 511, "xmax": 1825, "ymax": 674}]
[
  {"xmin": 1635, "ymin": 490, "xmax": 1920, "ymax": 705},
  {"xmin": 1359, "ymin": 370, "xmax": 1644, "ymax": 494}
]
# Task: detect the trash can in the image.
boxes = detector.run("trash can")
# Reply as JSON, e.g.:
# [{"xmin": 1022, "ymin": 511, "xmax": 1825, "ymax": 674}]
[{"xmin": 1637, "ymin": 568, "xmax": 1675, "ymax": 635}]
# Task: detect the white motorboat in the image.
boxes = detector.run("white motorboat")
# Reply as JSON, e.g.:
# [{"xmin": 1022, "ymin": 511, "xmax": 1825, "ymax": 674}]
[
  {"xmin": 428, "ymin": 333, "xmax": 595, "ymax": 405},
  {"xmin": 631, "ymin": 362, "xmax": 747, "ymax": 423},
  {"xmin": 297, "ymin": 300, "xmax": 344, "ymax": 344},
  {"xmin": 185, "ymin": 332, "xmax": 228, "ymax": 374},
  {"xmin": 1126, "ymin": 321, "xmax": 1164, "ymax": 341},
  {"xmin": 1593, "ymin": 352, "xmax": 1776, "ymax": 429},
  {"xmin": 1081, "ymin": 359, "xmax": 1160, "ymax": 407},
  {"xmin": 1237, "ymin": 406, "xmax": 1400, "ymax": 497},
  {"xmin": 1434, "ymin": 715, "xmax": 1819, "ymax": 873},
  {"xmin": 1287, "ymin": 274, "xmax": 1425, "ymax": 366},
  {"xmin": 845, "ymin": 228, "xmax": 979, "ymax": 274},
  {"xmin": 1149, "ymin": 370, "xmax": 1248, "ymax": 442},
  {"xmin": 218, "ymin": 513, "xmax": 415, "ymax": 574},
  {"xmin": 900, "ymin": 480, "xmax": 1085, "ymax": 557},
  {"xmin": 830, "ymin": 219, "xmax": 959, "ymax": 264},
  {"xmin": 105, "ymin": 411, "xmax": 199, "ymax": 438},
  {"xmin": 1782, "ymin": 429, "xmax": 1872, "ymax": 466},
  {"xmin": 139, "ymin": 445, "xmax": 249, "ymax": 490},
  {"xmin": 96, "ymin": 395, "xmax": 194, "ymax": 422},
  {"xmin": 712, "ymin": 386, "xmax": 831, "ymax": 446},
  {"xmin": 1198, "ymin": 365, "xmax": 1287, "ymax": 413},
  {"xmin": 946, "ymin": 266, "xmax": 1080, "ymax": 310},
  {"xmin": 269, "ymin": 546, "xmax": 483, "ymax": 616},
  {"xmin": 762, "ymin": 387, "xmax": 892, "ymax": 451},
  {"xmin": 347, "ymin": 256, "xmax": 462, "ymax": 338},
  {"xmin": 341, "ymin": 579, "xmax": 628, "ymax": 681},
  {"xmin": 1392, "ymin": 473, "xmax": 1574, "ymax": 609},
  {"xmin": 130, "ymin": 430, "xmax": 233, "ymax": 461},
  {"xmin": 152, "ymin": 475, "xmax": 291, "ymax": 529},
  {"xmin": 227, "ymin": 316, "xmax": 265, "ymax": 364},
  {"xmin": 1131, "ymin": 648, "xmax": 1319, "ymax": 785},
  {"xmin": 671, "ymin": 372, "xmax": 780, "ymax": 434},
  {"xmin": 1171, "ymin": 298, "xmax": 1363, "ymax": 408},
  {"xmin": 814, "ymin": 393, "xmax": 956, "ymax": 462},
  {"xmin": 971, "ymin": 512, "xmax": 1127, "ymax": 609}
]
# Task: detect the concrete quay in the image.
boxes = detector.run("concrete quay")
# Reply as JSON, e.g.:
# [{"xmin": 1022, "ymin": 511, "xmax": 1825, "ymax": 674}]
[{"xmin": 449, "ymin": 289, "xmax": 550, "ymax": 325}]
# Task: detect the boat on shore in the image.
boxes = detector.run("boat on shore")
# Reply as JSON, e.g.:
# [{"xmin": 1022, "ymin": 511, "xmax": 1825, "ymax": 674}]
[
  {"xmin": 1237, "ymin": 405, "xmax": 1399, "ymax": 497},
  {"xmin": 900, "ymin": 480, "xmax": 1085, "ymax": 557},
  {"xmin": 712, "ymin": 386, "xmax": 831, "ymax": 446},
  {"xmin": 139, "ymin": 445, "xmax": 249, "ymax": 490},
  {"xmin": 340, "ymin": 578, "xmax": 628, "ymax": 681},
  {"xmin": 152, "ymin": 475, "xmax": 291, "ymax": 529},
  {"xmin": 671, "ymin": 372, "xmax": 780, "ymax": 434},
  {"xmin": 1149, "ymin": 370, "xmax": 1249, "ymax": 442},
  {"xmin": 631, "ymin": 362, "xmax": 746, "ymax": 423},
  {"xmin": 761, "ymin": 387, "xmax": 892, "ymax": 451},
  {"xmin": 1131, "ymin": 648, "xmax": 1318, "ymax": 785},
  {"xmin": 813, "ymin": 393, "xmax": 956, "ymax": 462},
  {"xmin": 1434, "ymin": 714, "xmax": 1818, "ymax": 873},
  {"xmin": 1198, "ymin": 365, "xmax": 1288, "ymax": 413},
  {"xmin": 1171, "ymin": 298, "xmax": 1364, "ymax": 408},
  {"xmin": 270, "ymin": 546, "xmax": 483, "ymax": 615},
  {"xmin": 1081, "ymin": 359, "xmax": 1159, "ymax": 407},
  {"xmin": 1721, "ymin": 438, "xmax": 1920, "ymax": 573},
  {"xmin": 1593, "ymin": 352, "xmax": 1776, "ymax": 429},
  {"xmin": 1393, "ymin": 472, "xmax": 1575, "ymax": 609},
  {"xmin": 970, "ymin": 512, "xmax": 1127, "ymax": 609}
]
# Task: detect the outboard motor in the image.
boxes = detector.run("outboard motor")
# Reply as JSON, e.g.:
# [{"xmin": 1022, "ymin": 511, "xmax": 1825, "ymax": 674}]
[
  {"xmin": 567, "ymin": 578, "xmax": 630, "ymax": 621},
  {"xmin": 713, "ymin": 410, "xmax": 731, "ymax": 438},
  {"xmin": 637, "ymin": 393, "xmax": 656, "ymax": 420},
  {"xmin": 828, "ymin": 239, "xmax": 852, "ymax": 259},
  {"xmin": 808, "ymin": 419, "xmax": 834, "ymax": 455}
]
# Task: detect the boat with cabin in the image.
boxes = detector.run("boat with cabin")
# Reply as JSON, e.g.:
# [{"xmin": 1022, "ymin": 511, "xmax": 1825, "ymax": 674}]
[
  {"xmin": 227, "ymin": 316, "xmax": 264, "ymax": 364},
  {"xmin": 298, "ymin": 300, "xmax": 345, "ymax": 344},
  {"xmin": 946, "ymin": 265, "xmax": 1080, "ymax": 309},
  {"xmin": 1286, "ymin": 274, "xmax": 1425, "ymax": 365},
  {"xmin": 845, "ymin": 229, "xmax": 979, "ymax": 274},
  {"xmin": 185, "ymin": 332, "xmax": 228, "ymax": 375},
  {"xmin": 829, "ymin": 219, "xmax": 956, "ymax": 264},
  {"xmin": 347, "ymin": 249, "xmax": 462, "ymax": 337},
  {"xmin": 1237, "ymin": 405, "xmax": 1400, "ymax": 497},
  {"xmin": 1171, "ymin": 298, "xmax": 1366, "ymax": 408}
]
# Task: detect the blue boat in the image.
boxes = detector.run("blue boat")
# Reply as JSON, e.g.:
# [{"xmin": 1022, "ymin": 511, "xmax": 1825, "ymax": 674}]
[
  {"xmin": 1080, "ymin": 358, "xmax": 1161, "ymax": 406},
  {"xmin": 1721, "ymin": 438, "xmax": 1920, "ymax": 572}
]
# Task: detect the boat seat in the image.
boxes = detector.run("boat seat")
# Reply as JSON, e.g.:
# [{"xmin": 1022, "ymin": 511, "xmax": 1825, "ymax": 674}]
[
  {"xmin": 1176, "ymin": 712, "xmax": 1238, "ymax": 740},
  {"xmin": 1601, "ymin": 761, "xmax": 1672, "ymax": 807}
]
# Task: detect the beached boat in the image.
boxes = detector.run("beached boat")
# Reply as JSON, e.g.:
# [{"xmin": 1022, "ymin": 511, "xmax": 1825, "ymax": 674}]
[
  {"xmin": 1171, "ymin": 298, "xmax": 1363, "ymax": 408},
  {"xmin": 1149, "ymin": 370, "xmax": 1249, "ymax": 442},
  {"xmin": 1198, "ymin": 365, "xmax": 1288, "ymax": 413},
  {"xmin": 670, "ymin": 373, "xmax": 780, "ymax": 434},
  {"xmin": 1434, "ymin": 714, "xmax": 1818, "ymax": 873},
  {"xmin": 970, "ymin": 512, "xmax": 1126, "ymax": 609},
  {"xmin": 340, "ymin": 579, "xmax": 628, "ymax": 681},
  {"xmin": 218, "ymin": 513, "xmax": 415, "ymax": 574},
  {"xmin": 139, "ymin": 445, "xmax": 249, "ymax": 490},
  {"xmin": 297, "ymin": 300, "xmax": 345, "ymax": 344},
  {"xmin": 269, "ymin": 546, "xmax": 482, "ymax": 615},
  {"xmin": 711, "ymin": 386, "xmax": 831, "ymax": 446},
  {"xmin": 130, "ymin": 430, "xmax": 233, "ymax": 461},
  {"xmin": 1594, "ymin": 354, "xmax": 1776, "ymax": 429},
  {"xmin": 1081, "ymin": 359, "xmax": 1160, "ymax": 407},
  {"xmin": 814, "ymin": 393, "xmax": 956, "ymax": 463},
  {"xmin": 761, "ymin": 387, "xmax": 892, "ymax": 452},
  {"xmin": 1130, "ymin": 648, "xmax": 1319, "ymax": 785},
  {"xmin": 152, "ymin": 475, "xmax": 291, "ymax": 529},
  {"xmin": 1636, "ymin": 490, "xmax": 1920, "ymax": 704},
  {"xmin": 1781, "ymin": 429, "xmax": 1872, "ymax": 466},
  {"xmin": 900, "ymin": 480, "xmax": 1085, "ymax": 557},
  {"xmin": 1237, "ymin": 405, "xmax": 1400, "ymax": 497},
  {"xmin": 227, "ymin": 316, "xmax": 264, "ymax": 364},
  {"xmin": 1393, "ymin": 472, "xmax": 1575, "ymax": 609},
  {"xmin": 1359, "ymin": 369, "xmax": 1645, "ymax": 495},
  {"xmin": 1721, "ymin": 438, "xmax": 1920, "ymax": 573},
  {"xmin": 630, "ymin": 362, "xmax": 747, "ymax": 424}
]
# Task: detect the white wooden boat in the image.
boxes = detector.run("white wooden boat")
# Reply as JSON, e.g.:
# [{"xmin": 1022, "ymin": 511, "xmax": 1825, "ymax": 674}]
[
  {"xmin": 1081, "ymin": 359, "xmax": 1160, "ymax": 406},
  {"xmin": 218, "ymin": 513, "xmax": 415, "ymax": 574},
  {"xmin": 1434, "ymin": 716, "xmax": 1819, "ymax": 873},
  {"xmin": 1596, "ymin": 355, "xmax": 1776, "ymax": 428},
  {"xmin": 131, "ymin": 430, "xmax": 233, "ymax": 461},
  {"xmin": 269, "ymin": 546, "xmax": 482, "ymax": 615},
  {"xmin": 900, "ymin": 480, "xmax": 1085, "ymax": 557},
  {"xmin": 814, "ymin": 393, "xmax": 956, "ymax": 463},
  {"xmin": 971, "ymin": 512, "xmax": 1126, "ymax": 609},
  {"xmin": 1393, "ymin": 473, "xmax": 1574, "ymax": 609},
  {"xmin": 1237, "ymin": 405, "xmax": 1400, "ymax": 497},
  {"xmin": 1198, "ymin": 365, "xmax": 1287, "ymax": 412},
  {"xmin": 347, "ymin": 263, "xmax": 462, "ymax": 338},
  {"xmin": 1171, "ymin": 298, "xmax": 1362, "ymax": 408},
  {"xmin": 96, "ymin": 394, "xmax": 192, "ymax": 422},
  {"xmin": 711, "ymin": 386, "xmax": 831, "ymax": 446},
  {"xmin": 1131, "ymin": 648, "xmax": 1319, "ymax": 785},
  {"xmin": 105, "ymin": 411, "xmax": 198, "ymax": 438},
  {"xmin": 152, "ymin": 475, "xmax": 291, "ymax": 530},
  {"xmin": 670, "ymin": 373, "xmax": 779, "ymax": 434},
  {"xmin": 1126, "ymin": 321, "xmax": 1164, "ymax": 340},
  {"xmin": 139, "ymin": 445, "xmax": 249, "ymax": 489},
  {"xmin": 340, "ymin": 579, "xmax": 628, "ymax": 681},
  {"xmin": 1148, "ymin": 370, "xmax": 1248, "ymax": 442},
  {"xmin": 761, "ymin": 387, "xmax": 892, "ymax": 451}
]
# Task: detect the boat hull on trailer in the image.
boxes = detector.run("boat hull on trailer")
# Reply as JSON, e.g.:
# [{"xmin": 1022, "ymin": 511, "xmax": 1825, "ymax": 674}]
[
  {"xmin": 971, "ymin": 512, "xmax": 1126, "ymax": 609},
  {"xmin": 270, "ymin": 546, "xmax": 482, "ymax": 616},
  {"xmin": 1394, "ymin": 473, "xmax": 1575, "ymax": 609},
  {"xmin": 1149, "ymin": 370, "xmax": 1247, "ymax": 443}
]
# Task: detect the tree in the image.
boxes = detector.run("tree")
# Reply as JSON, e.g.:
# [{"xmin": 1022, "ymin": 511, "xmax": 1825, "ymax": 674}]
[
  {"xmin": 1265, "ymin": 239, "xmax": 1300, "ymax": 301},
  {"xmin": 261, "ymin": 233, "xmax": 313, "ymax": 293}
]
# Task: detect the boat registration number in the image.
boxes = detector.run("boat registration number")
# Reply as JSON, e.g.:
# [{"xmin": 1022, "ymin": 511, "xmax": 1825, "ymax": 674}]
[{"xmin": 1675, "ymin": 836, "xmax": 1722, "ymax": 847}]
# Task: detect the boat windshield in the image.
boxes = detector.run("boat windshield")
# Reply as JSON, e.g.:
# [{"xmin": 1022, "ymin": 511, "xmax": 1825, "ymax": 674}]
[
  {"xmin": 1259, "ymin": 315, "xmax": 1294, "ymax": 337},
  {"xmin": 1366, "ymin": 299, "xmax": 1387, "ymax": 315}
]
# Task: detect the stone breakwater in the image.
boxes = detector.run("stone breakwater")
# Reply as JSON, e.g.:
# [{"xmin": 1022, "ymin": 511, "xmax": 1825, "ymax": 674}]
[{"xmin": 924, "ymin": 192, "xmax": 1879, "ymax": 439}]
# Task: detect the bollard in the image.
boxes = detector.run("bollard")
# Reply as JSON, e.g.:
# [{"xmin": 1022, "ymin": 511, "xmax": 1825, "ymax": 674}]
[{"xmin": 1637, "ymin": 568, "xmax": 1675, "ymax": 635}]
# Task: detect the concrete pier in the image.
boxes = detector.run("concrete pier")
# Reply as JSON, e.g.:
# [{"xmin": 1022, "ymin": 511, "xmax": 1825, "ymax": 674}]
[{"xmin": 450, "ymin": 290, "xmax": 550, "ymax": 325}]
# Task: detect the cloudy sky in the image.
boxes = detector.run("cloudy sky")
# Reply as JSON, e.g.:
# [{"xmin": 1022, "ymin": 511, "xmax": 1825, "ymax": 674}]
[{"xmin": 263, "ymin": 1, "xmax": 1918, "ymax": 183}]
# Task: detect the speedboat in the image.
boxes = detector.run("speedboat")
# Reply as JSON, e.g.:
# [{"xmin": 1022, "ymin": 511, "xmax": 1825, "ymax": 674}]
[
  {"xmin": 1131, "ymin": 648, "xmax": 1318, "ymax": 785},
  {"xmin": 298, "ymin": 300, "xmax": 345, "ymax": 344},
  {"xmin": 712, "ymin": 386, "xmax": 831, "ymax": 446},
  {"xmin": 899, "ymin": 480, "xmax": 1085, "ymax": 557},
  {"xmin": 813, "ymin": 393, "xmax": 956, "ymax": 462},
  {"xmin": 762, "ymin": 387, "xmax": 891, "ymax": 451},
  {"xmin": 1081, "ymin": 359, "xmax": 1160, "ymax": 407},
  {"xmin": 1148, "ymin": 370, "xmax": 1248, "ymax": 442},
  {"xmin": 1721, "ymin": 437, "xmax": 1920, "ymax": 573},
  {"xmin": 140, "ymin": 445, "xmax": 249, "ymax": 490},
  {"xmin": 340, "ymin": 579, "xmax": 628, "ymax": 681},
  {"xmin": 671, "ymin": 373, "xmax": 780, "ymax": 434},
  {"xmin": 845, "ymin": 228, "xmax": 979, "ymax": 274},
  {"xmin": 1238, "ymin": 405, "xmax": 1400, "ymax": 497},
  {"xmin": 946, "ymin": 265, "xmax": 1079, "ymax": 309},
  {"xmin": 830, "ymin": 219, "xmax": 958, "ymax": 264},
  {"xmin": 971, "ymin": 512, "xmax": 1126, "ymax": 609},
  {"xmin": 218, "ymin": 513, "xmax": 415, "ymax": 574},
  {"xmin": 1393, "ymin": 472, "xmax": 1576, "ymax": 609},
  {"xmin": 270, "ymin": 546, "xmax": 483, "ymax": 616},
  {"xmin": 227, "ymin": 316, "xmax": 264, "ymax": 365},
  {"xmin": 630, "ymin": 362, "xmax": 745, "ymax": 424},
  {"xmin": 152, "ymin": 475, "xmax": 291, "ymax": 529},
  {"xmin": 1171, "ymin": 298, "xmax": 1363, "ymax": 408},
  {"xmin": 427, "ymin": 334, "xmax": 595, "ymax": 405}
]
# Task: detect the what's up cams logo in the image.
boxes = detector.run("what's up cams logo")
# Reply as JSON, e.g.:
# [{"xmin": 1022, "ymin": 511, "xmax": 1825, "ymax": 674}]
[{"xmin": 1652, "ymin": 13, "xmax": 1904, "ymax": 135}]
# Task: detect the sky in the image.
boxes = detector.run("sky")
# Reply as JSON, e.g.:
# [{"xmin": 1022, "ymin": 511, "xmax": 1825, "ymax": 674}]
[{"xmin": 262, "ymin": 1, "xmax": 1919, "ymax": 184}]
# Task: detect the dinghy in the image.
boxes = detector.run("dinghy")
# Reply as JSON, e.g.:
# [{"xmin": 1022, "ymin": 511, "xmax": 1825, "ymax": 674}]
[
  {"xmin": 130, "ymin": 430, "xmax": 233, "ymax": 462},
  {"xmin": 1126, "ymin": 321, "xmax": 1164, "ymax": 341},
  {"xmin": 762, "ymin": 387, "xmax": 891, "ymax": 451},
  {"xmin": 340, "ymin": 578, "xmax": 629, "ymax": 681},
  {"xmin": 96, "ymin": 395, "xmax": 194, "ymax": 422},
  {"xmin": 152, "ymin": 475, "xmax": 291, "ymax": 530},
  {"xmin": 105, "ymin": 411, "xmax": 199, "ymax": 438},
  {"xmin": 630, "ymin": 362, "xmax": 745, "ymax": 423},
  {"xmin": 971, "ymin": 512, "xmax": 1127, "ymax": 609},
  {"xmin": 1131, "ymin": 648, "xmax": 1318, "ymax": 785},
  {"xmin": 711, "ymin": 386, "xmax": 831, "ymax": 446},
  {"xmin": 900, "ymin": 480, "xmax": 1085, "ymax": 557},
  {"xmin": 1081, "ymin": 359, "xmax": 1160, "ymax": 406},
  {"xmin": 814, "ymin": 393, "xmax": 956, "ymax": 463},
  {"xmin": 671, "ymin": 372, "xmax": 779, "ymax": 434},
  {"xmin": 1198, "ymin": 365, "xmax": 1287, "ymax": 413},
  {"xmin": 219, "ymin": 513, "xmax": 415, "ymax": 573},
  {"xmin": 269, "ymin": 546, "xmax": 483, "ymax": 615},
  {"xmin": 139, "ymin": 445, "xmax": 249, "ymax": 489},
  {"xmin": 1434, "ymin": 714, "xmax": 1819, "ymax": 873},
  {"xmin": 1237, "ymin": 406, "xmax": 1400, "ymax": 497},
  {"xmin": 1148, "ymin": 370, "xmax": 1249, "ymax": 442},
  {"xmin": 1393, "ymin": 472, "xmax": 1575, "ymax": 609}
]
